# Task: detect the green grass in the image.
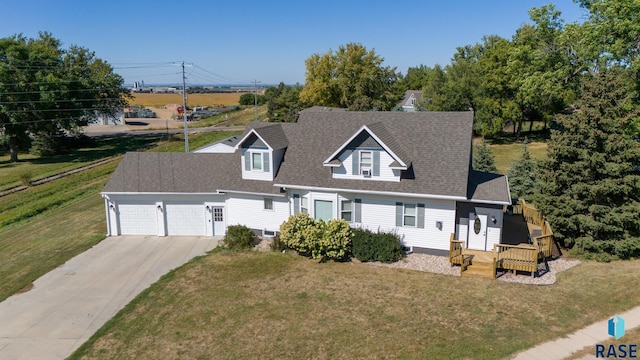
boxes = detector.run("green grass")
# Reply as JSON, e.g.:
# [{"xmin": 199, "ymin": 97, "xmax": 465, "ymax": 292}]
[
  {"xmin": 189, "ymin": 105, "xmax": 269, "ymax": 128},
  {"xmin": 0, "ymin": 165, "xmax": 114, "ymax": 301},
  {"xmin": 0, "ymin": 130, "xmax": 239, "ymax": 302},
  {"xmin": 473, "ymin": 137, "xmax": 548, "ymax": 174},
  {"xmin": 0, "ymin": 135, "xmax": 164, "ymax": 191},
  {"xmin": 70, "ymin": 251, "xmax": 640, "ymax": 360}
]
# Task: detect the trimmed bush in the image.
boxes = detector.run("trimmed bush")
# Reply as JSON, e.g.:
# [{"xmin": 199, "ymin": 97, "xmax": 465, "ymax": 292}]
[
  {"xmin": 279, "ymin": 213, "xmax": 319, "ymax": 256},
  {"xmin": 314, "ymin": 219, "xmax": 352, "ymax": 261},
  {"xmin": 279, "ymin": 214, "xmax": 352, "ymax": 261},
  {"xmin": 352, "ymin": 228, "xmax": 403, "ymax": 263},
  {"xmin": 223, "ymin": 225, "xmax": 256, "ymax": 250}
]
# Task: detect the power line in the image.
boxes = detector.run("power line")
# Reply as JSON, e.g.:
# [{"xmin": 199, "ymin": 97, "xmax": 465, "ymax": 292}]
[{"xmin": 0, "ymin": 97, "xmax": 124, "ymax": 105}]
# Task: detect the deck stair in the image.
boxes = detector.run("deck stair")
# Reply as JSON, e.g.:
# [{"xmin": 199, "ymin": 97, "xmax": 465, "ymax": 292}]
[{"xmin": 460, "ymin": 249, "xmax": 496, "ymax": 279}]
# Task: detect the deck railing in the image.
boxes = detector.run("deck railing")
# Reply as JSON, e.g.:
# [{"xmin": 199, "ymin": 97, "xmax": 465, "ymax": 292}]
[
  {"xmin": 520, "ymin": 199, "xmax": 544, "ymax": 226},
  {"xmin": 494, "ymin": 243, "xmax": 538, "ymax": 277}
]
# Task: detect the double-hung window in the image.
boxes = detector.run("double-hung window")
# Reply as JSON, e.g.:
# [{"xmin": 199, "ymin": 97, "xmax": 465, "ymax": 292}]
[
  {"xmin": 403, "ymin": 204, "xmax": 416, "ymax": 227},
  {"xmin": 340, "ymin": 198, "xmax": 361, "ymax": 223},
  {"xmin": 252, "ymin": 152, "xmax": 262, "ymax": 170},
  {"xmin": 301, "ymin": 197, "xmax": 309, "ymax": 214},
  {"xmin": 264, "ymin": 198, "xmax": 273, "ymax": 210},
  {"xmin": 396, "ymin": 202, "xmax": 424, "ymax": 228},
  {"xmin": 341, "ymin": 200, "xmax": 352, "ymax": 222},
  {"xmin": 360, "ymin": 151, "xmax": 372, "ymax": 175}
]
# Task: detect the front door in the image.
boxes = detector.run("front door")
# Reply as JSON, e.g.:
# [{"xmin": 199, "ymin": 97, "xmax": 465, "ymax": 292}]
[
  {"xmin": 213, "ymin": 206, "xmax": 226, "ymax": 236},
  {"xmin": 468, "ymin": 213, "xmax": 487, "ymax": 250}
]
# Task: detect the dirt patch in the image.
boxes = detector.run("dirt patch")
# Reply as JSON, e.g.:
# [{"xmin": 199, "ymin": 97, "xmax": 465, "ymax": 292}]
[{"xmin": 17, "ymin": 283, "xmax": 34, "ymax": 294}]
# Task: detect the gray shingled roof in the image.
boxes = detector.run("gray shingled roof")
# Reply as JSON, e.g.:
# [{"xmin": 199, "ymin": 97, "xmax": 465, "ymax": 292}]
[
  {"xmin": 102, "ymin": 152, "xmax": 281, "ymax": 195},
  {"xmin": 274, "ymin": 111, "xmax": 474, "ymax": 198},
  {"xmin": 103, "ymin": 110, "xmax": 509, "ymax": 204},
  {"xmin": 396, "ymin": 90, "xmax": 423, "ymax": 107},
  {"xmin": 467, "ymin": 171, "xmax": 511, "ymax": 203},
  {"xmin": 365, "ymin": 121, "xmax": 411, "ymax": 167},
  {"xmin": 252, "ymin": 124, "xmax": 288, "ymax": 150}
]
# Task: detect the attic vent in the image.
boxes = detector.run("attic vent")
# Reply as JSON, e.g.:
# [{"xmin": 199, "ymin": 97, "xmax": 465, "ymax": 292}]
[{"xmin": 361, "ymin": 169, "xmax": 371, "ymax": 177}]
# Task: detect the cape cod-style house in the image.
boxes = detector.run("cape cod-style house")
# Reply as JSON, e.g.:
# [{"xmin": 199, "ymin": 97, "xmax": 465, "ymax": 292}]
[{"xmin": 101, "ymin": 110, "xmax": 511, "ymax": 253}]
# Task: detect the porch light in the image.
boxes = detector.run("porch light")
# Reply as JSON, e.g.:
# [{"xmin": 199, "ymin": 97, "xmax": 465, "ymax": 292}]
[
  {"xmin": 491, "ymin": 215, "xmax": 497, "ymax": 224},
  {"xmin": 157, "ymin": 205, "xmax": 163, "ymax": 212},
  {"xmin": 109, "ymin": 204, "xmax": 115, "ymax": 209},
  {"xmin": 435, "ymin": 221, "xmax": 443, "ymax": 230},
  {"xmin": 206, "ymin": 205, "xmax": 211, "ymax": 211}
]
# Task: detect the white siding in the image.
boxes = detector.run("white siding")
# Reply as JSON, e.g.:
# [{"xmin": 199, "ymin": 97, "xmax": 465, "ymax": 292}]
[
  {"xmin": 487, "ymin": 227, "xmax": 501, "ymax": 251},
  {"xmin": 241, "ymin": 149, "xmax": 273, "ymax": 181},
  {"xmin": 355, "ymin": 195, "xmax": 455, "ymax": 251},
  {"xmin": 105, "ymin": 194, "xmax": 224, "ymax": 236},
  {"xmin": 332, "ymin": 150, "xmax": 400, "ymax": 182},
  {"xmin": 285, "ymin": 191, "xmax": 456, "ymax": 251},
  {"xmin": 226, "ymin": 193, "xmax": 290, "ymax": 232}
]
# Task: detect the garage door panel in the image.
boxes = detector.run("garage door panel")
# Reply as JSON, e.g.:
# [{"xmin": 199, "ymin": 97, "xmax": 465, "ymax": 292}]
[
  {"xmin": 165, "ymin": 203, "xmax": 206, "ymax": 236},
  {"xmin": 118, "ymin": 203, "xmax": 158, "ymax": 235}
]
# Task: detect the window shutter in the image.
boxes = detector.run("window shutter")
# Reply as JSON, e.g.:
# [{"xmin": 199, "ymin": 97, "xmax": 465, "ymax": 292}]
[
  {"xmin": 417, "ymin": 203, "xmax": 425, "ymax": 229},
  {"xmin": 395, "ymin": 202, "xmax": 403, "ymax": 227},
  {"xmin": 244, "ymin": 150, "xmax": 250, "ymax": 171},
  {"xmin": 354, "ymin": 199, "xmax": 361, "ymax": 223},
  {"xmin": 263, "ymin": 152, "xmax": 270, "ymax": 172},
  {"xmin": 352, "ymin": 150, "xmax": 359, "ymax": 175},
  {"xmin": 293, "ymin": 194, "xmax": 300, "ymax": 214},
  {"xmin": 373, "ymin": 151, "xmax": 380, "ymax": 176}
]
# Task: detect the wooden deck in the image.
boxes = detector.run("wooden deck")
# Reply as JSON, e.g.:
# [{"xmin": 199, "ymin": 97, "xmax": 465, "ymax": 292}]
[{"xmin": 450, "ymin": 199, "xmax": 555, "ymax": 279}]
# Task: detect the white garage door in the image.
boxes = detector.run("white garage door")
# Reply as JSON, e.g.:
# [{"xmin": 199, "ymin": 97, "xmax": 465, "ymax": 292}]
[
  {"xmin": 118, "ymin": 203, "xmax": 159, "ymax": 235},
  {"xmin": 165, "ymin": 203, "xmax": 207, "ymax": 236}
]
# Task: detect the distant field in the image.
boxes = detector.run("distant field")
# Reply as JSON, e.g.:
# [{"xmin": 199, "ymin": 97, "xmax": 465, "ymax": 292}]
[{"xmin": 130, "ymin": 93, "xmax": 242, "ymax": 107}]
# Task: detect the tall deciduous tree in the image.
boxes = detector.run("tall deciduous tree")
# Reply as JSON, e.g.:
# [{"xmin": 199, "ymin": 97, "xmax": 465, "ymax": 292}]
[
  {"xmin": 535, "ymin": 69, "xmax": 640, "ymax": 259},
  {"xmin": 0, "ymin": 32, "xmax": 130, "ymax": 162},
  {"xmin": 300, "ymin": 43, "xmax": 401, "ymax": 111}
]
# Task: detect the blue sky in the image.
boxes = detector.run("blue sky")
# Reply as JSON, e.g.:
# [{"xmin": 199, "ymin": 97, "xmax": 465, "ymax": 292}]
[{"xmin": 1, "ymin": 0, "xmax": 589, "ymax": 86}]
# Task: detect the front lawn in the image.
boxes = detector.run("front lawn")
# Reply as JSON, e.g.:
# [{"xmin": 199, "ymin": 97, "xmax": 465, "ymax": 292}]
[{"xmin": 71, "ymin": 251, "xmax": 640, "ymax": 359}]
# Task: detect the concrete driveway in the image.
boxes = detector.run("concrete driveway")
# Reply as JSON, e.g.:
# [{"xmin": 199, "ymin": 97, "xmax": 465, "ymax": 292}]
[{"xmin": 0, "ymin": 235, "xmax": 221, "ymax": 360}]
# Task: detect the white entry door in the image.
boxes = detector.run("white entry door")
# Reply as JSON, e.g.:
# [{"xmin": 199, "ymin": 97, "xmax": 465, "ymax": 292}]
[
  {"xmin": 468, "ymin": 213, "xmax": 488, "ymax": 250},
  {"xmin": 213, "ymin": 207, "xmax": 226, "ymax": 236}
]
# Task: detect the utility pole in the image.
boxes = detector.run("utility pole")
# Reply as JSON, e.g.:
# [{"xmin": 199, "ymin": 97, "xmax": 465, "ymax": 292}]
[
  {"xmin": 182, "ymin": 62, "xmax": 189, "ymax": 152},
  {"xmin": 174, "ymin": 62, "xmax": 192, "ymax": 152},
  {"xmin": 253, "ymin": 79, "xmax": 261, "ymax": 121}
]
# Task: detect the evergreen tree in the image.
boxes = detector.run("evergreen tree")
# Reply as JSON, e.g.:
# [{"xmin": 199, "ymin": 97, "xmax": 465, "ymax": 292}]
[
  {"xmin": 535, "ymin": 69, "xmax": 640, "ymax": 259},
  {"xmin": 473, "ymin": 140, "xmax": 498, "ymax": 173},
  {"xmin": 506, "ymin": 139, "xmax": 537, "ymax": 201}
]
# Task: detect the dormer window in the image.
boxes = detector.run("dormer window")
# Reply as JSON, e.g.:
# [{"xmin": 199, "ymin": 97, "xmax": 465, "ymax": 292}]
[
  {"xmin": 360, "ymin": 151, "xmax": 372, "ymax": 176},
  {"xmin": 252, "ymin": 152, "xmax": 263, "ymax": 171}
]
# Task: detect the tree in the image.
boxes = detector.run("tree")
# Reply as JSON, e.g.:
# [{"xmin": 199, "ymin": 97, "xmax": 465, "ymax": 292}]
[
  {"xmin": 265, "ymin": 82, "xmax": 307, "ymax": 122},
  {"xmin": 506, "ymin": 140, "xmax": 537, "ymax": 201},
  {"xmin": 473, "ymin": 140, "xmax": 498, "ymax": 173},
  {"xmin": 535, "ymin": 69, "xmax": 640, "ymax": 259},
  {"xmin": 239, "ymin": 93, "xmax": 265, "ymax": 106},
  {"xmin": 299, "ymin": 43, "xmax": 402, "ymax": 111},
  {"xmin": 0, "ymin": 32, "xmax": 130, "ymax": 162}
]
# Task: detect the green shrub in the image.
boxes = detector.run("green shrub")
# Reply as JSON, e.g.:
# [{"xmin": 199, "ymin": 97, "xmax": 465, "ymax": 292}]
[
  {"xmin": 352, "ymin": 228, "xmax": 404, "ymax": 263},
  {"xmin": 223, "ymin": 225, "xmax": 256, "ymax": 250},
  {"xmin": 279, "ymin": 214, "xmax": 352, "ymax": 261},
  {"xmin": 279, "ymin": 213, "xmax": 319, "ymax": 256},
  {"xmin": 270, "ymin": 234, "xmax": 286, "ymax": 251},
  {"xmin": 313, "ymin": 219, "xmax": 352, "ymax": 261}
]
